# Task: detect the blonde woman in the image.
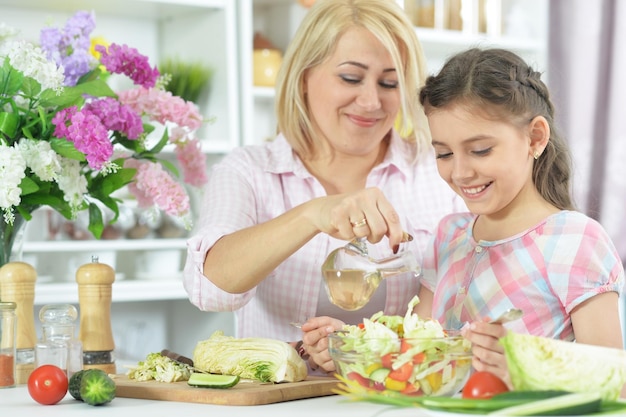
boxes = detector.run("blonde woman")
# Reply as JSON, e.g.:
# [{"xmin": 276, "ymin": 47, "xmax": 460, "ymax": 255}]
[{"xmin": 183, "ymin": 0, "xmax": 464, "ymax": 371}]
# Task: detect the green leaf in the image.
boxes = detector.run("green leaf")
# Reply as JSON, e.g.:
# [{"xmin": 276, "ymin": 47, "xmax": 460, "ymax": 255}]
[
  {"xmin": 147, "ymin": 128, "xmax": 169, "ymax": 154},
  {"xmin": 95, "ymin": 168, "xmax": 136, "ymax": 196},
  {"xmin": 158, "ymin": 158, "xmax": 180, "ymax": 178},
  {"xmin": 87, "ymin": 202, "xmax": 104, "ymax": 239},
  {"xmin": 50, "ymin": 137, "xmax": 86, "ymax": 161},
  {"xmin": 39, "ymin": 79, "xmax": 117, "ymax": 107},
  {"xmin": 20, "ymin": 76, "xmax": 42, "ymax": 97},
  {"xmin": 0, "ymin": 59, "xmax": 24, "ymax": 96},
  {"xmin": 18, "ymin": 176, "xmax": 40, "ymax": 195},
  {"xmin": 0, "ymin": 111, "xmax": 19, "ymax": 138}
]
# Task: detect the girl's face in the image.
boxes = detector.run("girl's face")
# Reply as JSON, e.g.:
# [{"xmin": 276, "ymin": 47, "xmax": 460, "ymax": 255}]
[
  {"xmin": 428, "ymin": 104, "xmax": 537, "ymax": 217},
  {"xmin": 304, "ymin": 27, "xmax": 400, "ymax": 158}
]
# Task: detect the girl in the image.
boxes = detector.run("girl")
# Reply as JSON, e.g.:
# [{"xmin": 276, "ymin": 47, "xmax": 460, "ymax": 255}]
[{"xmin": 415, "ymin": 48, "xmax": 625, "ymax": 386}]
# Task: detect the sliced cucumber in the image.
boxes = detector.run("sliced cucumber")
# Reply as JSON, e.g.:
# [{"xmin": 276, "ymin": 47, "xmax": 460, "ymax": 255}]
[
  {"xmin": 187, "ymin": 373, "xmax": 240, "ymax": 389},
  {"xmin": 488, "ymin": 392, "xmax": 602, "ymax": 416},
  {"xmin": 369, "ymin": 368, "xmax": 390, "ymax": 383}
]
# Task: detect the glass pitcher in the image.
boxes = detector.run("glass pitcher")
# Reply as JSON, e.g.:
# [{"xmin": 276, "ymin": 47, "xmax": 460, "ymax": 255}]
[{"xmin": 321, "ymin": 237, "xmax": 421, "ymax": 311}]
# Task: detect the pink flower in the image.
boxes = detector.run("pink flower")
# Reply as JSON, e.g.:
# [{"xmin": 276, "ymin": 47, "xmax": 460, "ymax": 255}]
[
  {"xmin": 118, "ymin": 87, "xmax": 203, "ymax": 132},
  {"xmin": 175, "ymin": 138, "xmax": 207, "ymax": 187},
  {"xmin": 95, "ymin": 43, "xmax": 159, "ymax": 88},
  {"xmin": 52, "ymin": 106, "xmax": 113, "ymax": 170},
  {"xmin": 125, "ymin": 159, "xmax": 190, "ymax": 217}
]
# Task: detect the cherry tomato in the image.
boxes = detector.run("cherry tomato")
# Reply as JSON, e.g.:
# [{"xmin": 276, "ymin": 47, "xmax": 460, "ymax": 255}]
[
  {"xmin": 27, "ymin": 364, "xmax": 68, "ymax": 405},
  {"xmin": 462, "ymin": 371, "xmax": 509, "ymax": 399}
]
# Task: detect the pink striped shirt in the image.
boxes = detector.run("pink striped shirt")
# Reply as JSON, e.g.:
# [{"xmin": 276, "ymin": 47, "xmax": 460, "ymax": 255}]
[
  {"xmin": 183, "ymin": 132, "xmax": 465, "ymax": 341},
  {"xmin": 421, "ymin": 211, "xmax": 625, "ymax": 340}
]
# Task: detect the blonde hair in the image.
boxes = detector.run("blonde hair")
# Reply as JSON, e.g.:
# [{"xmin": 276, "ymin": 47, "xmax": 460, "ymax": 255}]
[{"xmin": 275, "ymin": 0, "xmax": 430, "ymax": 159}]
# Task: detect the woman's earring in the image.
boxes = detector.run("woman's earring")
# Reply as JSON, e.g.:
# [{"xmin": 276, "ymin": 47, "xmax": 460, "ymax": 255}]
[{"xmin": 534, "ymin": 151, "xmax": 540, "ymax": 160}]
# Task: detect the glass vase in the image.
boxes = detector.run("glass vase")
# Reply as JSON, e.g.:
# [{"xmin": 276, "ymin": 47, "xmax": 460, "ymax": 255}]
[{"xmin": 0, "ymin": 214, "xmax": 26, "ymax": 268}]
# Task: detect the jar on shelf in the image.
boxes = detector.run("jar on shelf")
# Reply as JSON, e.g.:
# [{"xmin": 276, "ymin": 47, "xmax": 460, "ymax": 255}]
[
  {"xmin": 405, "ymin": 0, "xmax": 436, "ymax": 28},
  {"xmin": 0, "ymin": 301, "xmax": 17, "ymax": 388},
  {"xmin": 35, "ymin": 304, "xmax": 83, "ymax": 377}
]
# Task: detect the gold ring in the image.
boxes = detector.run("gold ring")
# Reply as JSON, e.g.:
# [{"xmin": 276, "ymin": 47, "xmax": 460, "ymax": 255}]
[{"xmin": 351, "ymin": 218, "xmax": 367, "ymax": 228}]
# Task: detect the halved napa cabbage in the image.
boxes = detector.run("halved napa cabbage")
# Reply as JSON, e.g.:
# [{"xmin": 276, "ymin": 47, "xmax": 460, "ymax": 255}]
[
  {"xmin": 192, "ymin": 331, "xmax": 307, "ymax": 383},
  {"xmin": 501, "ymin": 332, "xmax": 626, "ymax": 401}
]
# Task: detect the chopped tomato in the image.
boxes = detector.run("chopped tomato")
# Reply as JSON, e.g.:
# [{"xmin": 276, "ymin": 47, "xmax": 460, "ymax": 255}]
[
  {"xmin": 401, "ymin": 381, "xmax": 422, "ymax": 396},
  {"xmin": 388, "ymin": 361, "xmax": 413, "ymax": 382},
  {"xmin": 381, "ymin": 353, "xmax": 394, "ymax": 369},
  {"xmin": 412, "ymin": 352, "xmax": 426, "ymax": 364}
]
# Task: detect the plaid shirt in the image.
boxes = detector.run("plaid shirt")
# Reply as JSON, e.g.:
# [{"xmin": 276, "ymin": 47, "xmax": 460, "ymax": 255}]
[
  {"xmin": 183, "ymin": 132, "xmax": 464, "ymax": 341},
  {"xmin": 421, "ymin": 211, "xmax": 625, "ymax": 339}
]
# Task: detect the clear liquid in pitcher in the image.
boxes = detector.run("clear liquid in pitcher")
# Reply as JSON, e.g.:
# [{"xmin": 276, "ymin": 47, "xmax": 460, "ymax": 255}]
[{"xmin": 323, "ymin": 269, "xmax": 383, "ymax": 311}]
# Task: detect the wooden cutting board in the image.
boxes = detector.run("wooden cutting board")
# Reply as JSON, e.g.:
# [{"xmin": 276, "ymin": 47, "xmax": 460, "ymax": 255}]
[{"xmin": 113, "ymin": 374, "xmax": 340, "ymax": 406}]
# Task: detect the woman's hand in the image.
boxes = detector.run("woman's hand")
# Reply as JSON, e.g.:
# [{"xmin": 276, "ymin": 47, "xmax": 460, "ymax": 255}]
[
  {"xmin": 299, "ymin": 316, "xmax": 345, "ymax": 373},
  {"xmin": 462, "ymin": 318, "xmax": 512, "ymax": 388},
  {"xmin": 313, "ymin": 187, "xmax": 404, "ymax": 249}
]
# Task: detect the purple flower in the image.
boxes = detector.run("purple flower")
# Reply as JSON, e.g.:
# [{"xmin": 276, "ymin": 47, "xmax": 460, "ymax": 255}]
[
  {"xmin": 85, "ymin": 97, "xmax": 144, "ymax": 139},
  {"xmin": 96, "ymin": 43, "xmax": 159, "ymax": 88},
  {"xmin": 39, "ymin": 10, "xmax": 97, "ymax": 86}
]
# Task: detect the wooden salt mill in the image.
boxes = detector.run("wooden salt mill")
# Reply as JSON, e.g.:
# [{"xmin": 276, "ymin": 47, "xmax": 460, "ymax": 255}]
[
  {"xmin": 76, "ymin": 256, "xmax": 116, "ymax": 374},
  {"xmin": 0, "ymin": 262, "xmax": 37, "ymax": 384}
]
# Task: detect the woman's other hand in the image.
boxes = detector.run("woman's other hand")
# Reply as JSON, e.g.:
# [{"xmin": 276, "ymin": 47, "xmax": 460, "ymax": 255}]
[
  {"xmin": 299, "ymin": 316, "xmax": 345, "ymax": 373},
  {"xmin": 462, "ymin": 317, "xmax": 512, "ymax": 388}
]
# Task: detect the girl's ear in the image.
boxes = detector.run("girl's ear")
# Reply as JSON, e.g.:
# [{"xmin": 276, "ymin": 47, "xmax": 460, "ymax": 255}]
[{"xmin": 529, "ymin": 115, "xmax": 550, "ymax": 157}]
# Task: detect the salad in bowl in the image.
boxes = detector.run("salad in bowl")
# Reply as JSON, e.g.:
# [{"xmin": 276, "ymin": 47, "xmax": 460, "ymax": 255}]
[{"xmin": 329, "ymin": 296, "xmax": 472, "ymax": 397}]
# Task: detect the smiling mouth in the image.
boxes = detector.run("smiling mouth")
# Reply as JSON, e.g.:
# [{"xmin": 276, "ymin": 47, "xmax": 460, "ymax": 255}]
[
  {"xmin": 460, "ymin": 182, "xmax": 492, "ymax": 196},
  {"xmin": 348, "ymin": 114, "xmax": 378, "ymax": 127}
]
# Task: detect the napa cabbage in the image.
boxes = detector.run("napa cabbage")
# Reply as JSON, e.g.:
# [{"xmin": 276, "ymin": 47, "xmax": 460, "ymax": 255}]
[
  {"xmin": 501, "ymin": 332, "xmax": 626, "ymax": 401},
  {"xmin": 192, "ymin": 331, "xmax": 307, "ymax": 383}
]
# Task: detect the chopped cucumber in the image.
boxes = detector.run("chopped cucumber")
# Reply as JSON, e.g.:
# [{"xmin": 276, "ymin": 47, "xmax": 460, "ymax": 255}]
[
  {"xmin": 488, "ymin": 392, "xmax": 602, "ymax": 416},
  {"xmin": 187, "ymin": 373, "xmax": 240, "ymax": 389},
  {"xmin": 369, "ymin": 368, "xmax": 390, "ymax": 383}
]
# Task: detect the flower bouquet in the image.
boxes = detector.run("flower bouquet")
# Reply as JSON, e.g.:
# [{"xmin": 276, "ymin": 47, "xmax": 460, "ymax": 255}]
[{"xmin": 0, "ymin": 10, "xmax": 209, "ymax": 262}]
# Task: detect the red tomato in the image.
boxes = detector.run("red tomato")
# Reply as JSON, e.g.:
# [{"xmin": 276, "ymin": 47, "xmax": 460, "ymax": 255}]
[
  {"xmin": 346, "ymin": 372, "xmax": 371, "ymax": 389},
  {"xmin": 381, "ymin": 353, "xmax": 394, "ymax": 369},
  {"xmin": 27, "ymin": 365, "xmax": 68, "ymax": 405},
  {"xmin": 462, "ymin": 371, "xmax": 509, "ymax": 399},
  {"xmin": 388, "ymin": 361, "xmax": 413, "ymax": 382}
]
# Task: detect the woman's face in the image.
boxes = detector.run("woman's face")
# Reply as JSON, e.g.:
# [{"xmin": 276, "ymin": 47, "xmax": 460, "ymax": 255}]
[
  {"xmin": 304, "ymin": 27, "xmax": 400, "ymax": 158},
  {"xmin": 428, "ymin": 104, "xmax": 536, "ymax": 217}
]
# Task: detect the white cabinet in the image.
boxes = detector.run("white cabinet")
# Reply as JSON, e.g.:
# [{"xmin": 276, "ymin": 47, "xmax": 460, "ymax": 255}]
[
  {"xmin": 239, "ymin": 0, "xmax": 548, "ymax": 147},
  {"xmin": 0, "ymin": 0, "xmax": 240, "ymax": 152},
  {"xmin": 0, "ymin": 0, "xmax": 240, "ymax": 304}
]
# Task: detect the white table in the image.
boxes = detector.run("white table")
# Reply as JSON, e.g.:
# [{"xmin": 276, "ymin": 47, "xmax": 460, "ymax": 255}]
[{"xmin": 0, "ymin": 385, "xmax": 445, "ymax": 417}]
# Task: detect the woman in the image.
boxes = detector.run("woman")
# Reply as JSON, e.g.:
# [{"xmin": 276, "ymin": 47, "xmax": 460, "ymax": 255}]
[{"xmin": 183, "ymin": 0, "xmax": 463, "ymax": 369}]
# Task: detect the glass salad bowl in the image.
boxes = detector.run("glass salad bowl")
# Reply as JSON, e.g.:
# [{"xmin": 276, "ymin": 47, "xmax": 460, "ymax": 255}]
[
  {"xmin": 328, "ymin": 296, "xmax": 472, "ymax": 398},
  {"xmin": 329, "ymin": 330, "xmax": 472, "ymax": 397}
]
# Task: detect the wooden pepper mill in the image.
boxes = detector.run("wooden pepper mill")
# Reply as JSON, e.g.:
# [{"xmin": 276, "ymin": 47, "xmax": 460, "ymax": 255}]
[
  {"xmin": 76, "ymin": 256, "xmax": 116, "ymax": 374},
  {"xmin": 0, "ymin": 262, "xmax": 37, "ymax": 384}
]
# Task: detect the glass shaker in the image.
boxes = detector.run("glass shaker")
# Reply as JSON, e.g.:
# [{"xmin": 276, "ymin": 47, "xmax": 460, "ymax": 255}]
[
  {"xmin": 35, "ymin": 304, "xmax": 83, "ymax": 377},
  {"xmin": 0, "ymin": 301, "xmax": 17, "ymax": 388}
]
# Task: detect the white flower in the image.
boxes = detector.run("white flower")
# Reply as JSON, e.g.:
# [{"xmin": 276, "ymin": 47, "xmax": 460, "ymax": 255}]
[
  {"xmin": 0, "ymin": 144, "xmax": 27, "ymax": 222},
  {"xmin": 6, "ymin": 40, "xmax": 65, "ymax": 93},
  {"xmin": 18, "ymin": 138, "xmax": 61, "ymax": 182},
  {"xmin": 56, "ymin": 158, "xmax": 87, "ymax": 213}
]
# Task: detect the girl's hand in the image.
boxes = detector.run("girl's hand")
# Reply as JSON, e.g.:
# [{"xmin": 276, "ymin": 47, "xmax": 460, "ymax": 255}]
[
  {"xmin": 299, "ymin": 316, "xmax": 345, "ymax": 373},
  {"xmin": 461, "ymin": 318, "xmax": 512, "ymax": 388}
]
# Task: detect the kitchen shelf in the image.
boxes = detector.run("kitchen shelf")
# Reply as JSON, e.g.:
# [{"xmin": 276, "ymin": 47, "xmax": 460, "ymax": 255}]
[
  {"xmin": 240, "ymin": 0, "xmax": 548, "ymax": 146},
  {"xmin": 34, "ymin": 280, "xmax": 188, "ymax": 305},
  {"xmin": 23, "ymin": 239, "xmax": 187, "ymax": 253},
  {"xmin": 0, "ymin": 0, "xmax": 228, "ymax": 19}
]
